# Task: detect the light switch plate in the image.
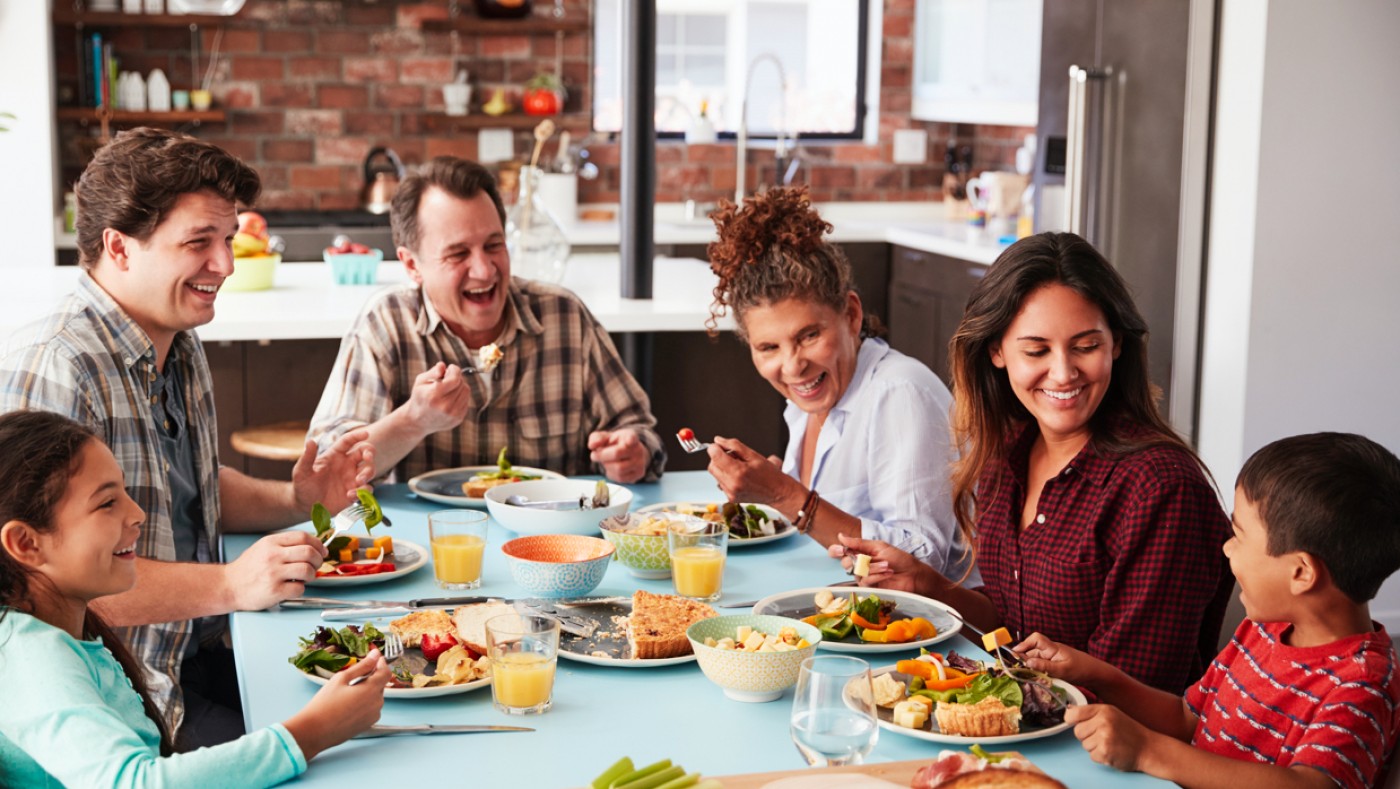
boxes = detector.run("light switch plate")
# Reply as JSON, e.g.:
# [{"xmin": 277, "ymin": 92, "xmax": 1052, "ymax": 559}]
[
  {"xmin": 892, "ymin": 129, "xmax": 928, "ymax": 164},
  {"xmin": 478, "ymin": 128, "xmax": 514, "ymax": 164}
]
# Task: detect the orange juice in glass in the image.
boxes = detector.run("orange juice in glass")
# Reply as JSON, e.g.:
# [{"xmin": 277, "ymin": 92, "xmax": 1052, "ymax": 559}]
[
  {"xmin": 667, "ymin": 520, "xmax": 728, "ymax": 602},
  {"xmin": 486, "ymin": 614, "xmax": 561, "ymax": 715},
  {"xmin": 429, "ymin": 510, "xmax": 489, "ymax": 590}
]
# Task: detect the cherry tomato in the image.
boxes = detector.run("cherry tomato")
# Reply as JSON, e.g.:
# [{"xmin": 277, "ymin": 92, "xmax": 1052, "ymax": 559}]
[{"xmin": 678, "ymin": 427, "xmax": 695, "ymax": 441}]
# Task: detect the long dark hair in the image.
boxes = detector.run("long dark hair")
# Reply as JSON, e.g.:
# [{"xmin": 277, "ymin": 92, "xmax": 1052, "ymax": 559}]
[
  {"xmin": 0, "ymin": 410, "xmax": 175, "ymax": 756},
  {"xmin": 948, "ymin": 233, "xmax": 1204, "ymax": 553}
]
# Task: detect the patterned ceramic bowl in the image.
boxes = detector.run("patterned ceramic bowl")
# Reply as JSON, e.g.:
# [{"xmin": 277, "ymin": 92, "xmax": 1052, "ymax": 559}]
[
  {"xmin": 598, "ymin": 511, "xmax": 705, "ymax": 579},
  {"xmin": 687, "ymin": 614, "xmax": 822, "ymax": 702},
  {"xmin": 500, "ymin": 534, "xmax": 614, "ymax": 598}
]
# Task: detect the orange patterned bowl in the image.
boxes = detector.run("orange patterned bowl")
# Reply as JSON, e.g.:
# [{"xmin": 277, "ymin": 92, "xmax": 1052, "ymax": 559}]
[{"xmin": 500, "ymin": 534, "xmax": 615, "ymax": 597}]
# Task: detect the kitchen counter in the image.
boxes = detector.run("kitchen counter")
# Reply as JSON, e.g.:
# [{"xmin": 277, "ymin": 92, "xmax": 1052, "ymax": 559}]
[{"xmin": 1, "ymin": 254, "xmax": 734, "ymax": 343}]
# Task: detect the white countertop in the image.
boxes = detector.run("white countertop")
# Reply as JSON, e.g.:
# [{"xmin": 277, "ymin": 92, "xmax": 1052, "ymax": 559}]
[{"xmin": 1, "ymin": 254, "xmax": 735, "ymax": 343}]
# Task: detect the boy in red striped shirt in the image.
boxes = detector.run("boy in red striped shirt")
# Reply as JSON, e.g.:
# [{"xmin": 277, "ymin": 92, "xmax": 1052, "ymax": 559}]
[{"xmin": 1017, "ymin": 432, "xmax": 1400, "ymax": 789}]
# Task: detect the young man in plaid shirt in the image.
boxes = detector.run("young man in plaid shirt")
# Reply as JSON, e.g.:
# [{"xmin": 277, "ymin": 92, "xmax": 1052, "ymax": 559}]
[
  {"xmin": 1019, "ymin": 433, "xmax": 1400, "ymax": 789},
  {"xmin": 309, "ymin": 157, "xmax": 664, "ymax": 483}
]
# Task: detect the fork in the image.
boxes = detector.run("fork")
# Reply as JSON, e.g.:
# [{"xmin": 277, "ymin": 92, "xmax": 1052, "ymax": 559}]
[
  {"xmin": 676, "ymin": 430, "xmax": 712, "ymax": 454},
  {"xmin": 322, "ymin": 501, "xmax": 394, "ymax": 546},
  {"xmin": 349, "ymin": 630, "xmax": 403, "ymax": 686}
]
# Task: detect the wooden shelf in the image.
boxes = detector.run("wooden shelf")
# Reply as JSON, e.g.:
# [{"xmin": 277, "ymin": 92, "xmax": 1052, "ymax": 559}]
[
  {"xmin": 53, "ymin": 9, "xmax": 240, "ymax": 27},
  {"xmin": 421, "ymin": 16, "xmax": 589, "ymax": 35},
  {"xmin": 57, "ymin": 108, "xmax": 226, "ymax": 124},
  {"xmin": 434, "ymin": 113, "xmax": 590, "ymax": 130}
]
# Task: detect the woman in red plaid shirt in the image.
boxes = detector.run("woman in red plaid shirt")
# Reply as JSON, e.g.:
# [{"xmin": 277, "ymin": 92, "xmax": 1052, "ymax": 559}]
[{"xmin": 834, "ymin": 232, "xmax": 1234, "ymax": 692}]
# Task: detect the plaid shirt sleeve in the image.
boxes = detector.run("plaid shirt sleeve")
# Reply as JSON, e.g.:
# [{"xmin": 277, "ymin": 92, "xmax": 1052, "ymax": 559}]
[
  {"xmin": 309, "ymin": 309, "xmax": 400, "ymax": 449},
  {"xmin": 1091, "ymin": 455, "xmax": 1233, "ymax": 692},
  {"xmin": 581, "ymin": 307, "xmax": 665, "ymax": 481}
]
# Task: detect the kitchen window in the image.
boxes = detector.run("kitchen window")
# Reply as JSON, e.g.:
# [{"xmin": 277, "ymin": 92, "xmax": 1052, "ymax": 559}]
[{"xmin": 593, "ymin": 0, "xmax": 870, "ymax": 140}]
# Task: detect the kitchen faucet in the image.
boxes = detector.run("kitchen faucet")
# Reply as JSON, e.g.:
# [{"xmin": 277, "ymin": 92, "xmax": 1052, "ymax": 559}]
[{"xmin": 735, "ymin": 53, "xmax": 792, "ymax": 203}]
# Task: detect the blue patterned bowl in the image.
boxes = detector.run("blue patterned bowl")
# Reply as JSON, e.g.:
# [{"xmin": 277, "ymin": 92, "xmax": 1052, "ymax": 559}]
[
  {"xmin": 687, "ymin": 614, "xmax": 822, "ymax": 702},
  {"xmin": 501, "ymin": 534, "xmax": 614, "ymax": 598}
]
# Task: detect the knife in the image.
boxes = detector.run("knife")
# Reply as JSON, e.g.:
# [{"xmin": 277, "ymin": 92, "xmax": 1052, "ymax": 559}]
[
  {"xmin": 353, "ymin": 724, "xmax": 533, "ymax": 739},
  {"xmin": 283, "ymin": 595, "xmax": 500, "ymax": 610}
]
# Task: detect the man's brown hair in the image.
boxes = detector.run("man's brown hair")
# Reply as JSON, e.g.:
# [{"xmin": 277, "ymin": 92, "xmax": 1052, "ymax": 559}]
[
  {"xmin": 390, "ymin": 156, "xmax": 506, "ymax": 254},
  {"xmin": 74, "ymin": 127, "xmax": 260, "ymax": 270}
]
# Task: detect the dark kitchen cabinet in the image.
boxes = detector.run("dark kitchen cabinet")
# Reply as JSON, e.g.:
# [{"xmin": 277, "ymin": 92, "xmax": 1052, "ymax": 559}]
[{"xmin": 886, "ymin": 246, "xmax": 987, "ymax": 384}]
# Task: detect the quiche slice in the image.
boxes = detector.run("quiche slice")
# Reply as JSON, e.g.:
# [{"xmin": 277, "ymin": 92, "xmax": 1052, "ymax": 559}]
[{"xmin": 627, "ymin": 590, "xmax": 717, "ymax": 659}]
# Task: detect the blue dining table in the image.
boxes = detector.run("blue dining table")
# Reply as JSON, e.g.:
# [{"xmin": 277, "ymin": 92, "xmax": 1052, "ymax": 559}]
[{"xmin": 226, "ymin": 472, "xmax": 1167, "ymax": 787}]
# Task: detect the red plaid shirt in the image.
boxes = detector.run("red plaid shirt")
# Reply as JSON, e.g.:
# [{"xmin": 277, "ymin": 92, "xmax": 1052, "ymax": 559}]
[{"xmin": 974, "ymin": 421, "xmax": 1234, "ymax": 692}]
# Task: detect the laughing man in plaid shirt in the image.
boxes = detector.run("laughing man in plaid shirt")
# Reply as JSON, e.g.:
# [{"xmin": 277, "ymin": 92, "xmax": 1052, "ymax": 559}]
[
  {"xmin": 0, "ymin": 129, "xmax": 375, "ymax": 748},
  {"xmin": 308, "ymin": 157, "xmax": 664, "ymax": 484}
]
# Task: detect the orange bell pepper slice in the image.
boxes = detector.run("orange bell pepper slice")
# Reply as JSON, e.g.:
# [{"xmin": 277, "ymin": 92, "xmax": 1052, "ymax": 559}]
[
  {"xmin": 851, "ymin": 611, "xmax": 888, "ymax": 631},
  {"xmin": 896, "ymin": 659, "xmax": 936, "ymax": 679},
  {"xmin": 922, "ymin": 672, "xmax": 978, "ymax": 692}
]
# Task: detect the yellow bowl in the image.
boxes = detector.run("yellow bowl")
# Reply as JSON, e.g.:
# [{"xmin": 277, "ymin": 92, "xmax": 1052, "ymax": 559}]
[{"xmin": 224, "ymin": 253, "xmax": 281, "ymax": 291}]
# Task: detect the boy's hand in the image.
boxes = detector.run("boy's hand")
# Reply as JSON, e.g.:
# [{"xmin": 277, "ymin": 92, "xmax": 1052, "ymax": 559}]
[
  {"xmin": 1067, "ymin": 704, "xmax": 1156, "ymax": 772},
  {"xmin": 1015, "ymin": 631, "xmax": 1109, "ymax": 686}
]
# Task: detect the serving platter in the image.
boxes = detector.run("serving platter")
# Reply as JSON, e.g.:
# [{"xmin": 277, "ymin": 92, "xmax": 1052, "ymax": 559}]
[
  {"xmin": 306, "ymin": 539, "xmax": 428, "ymax": 587},
  {"xmin": 550, "ymin": 598, "xmax": 699, "ymax": 667},
  {"xmin": 408, "ymin": 465, "xmax": 565, "ymax": 507},
  {"xmin": 751, "ymin": 587, "xmax": 962, "ymax": 654},
  {"xmin": 635, "ymin": 501, "xmax": 798, "ymax": 547},
  {"xmin": 296, "ymin": 667, "xmax": 492, "ymax": 699},
  {"xmin": 868, "ymin": 664, "xmax": 1085, "ymax": 745}
]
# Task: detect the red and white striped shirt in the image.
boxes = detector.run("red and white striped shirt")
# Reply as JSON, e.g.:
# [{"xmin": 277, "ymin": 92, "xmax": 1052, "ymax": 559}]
[{"xmin": 1186, "ymin": 619, "xmax": 1400, "ymax": 788}]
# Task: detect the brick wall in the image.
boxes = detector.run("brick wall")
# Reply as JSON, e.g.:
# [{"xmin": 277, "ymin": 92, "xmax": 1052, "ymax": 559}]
[{"xmin": 53, "ymin": 0, "xmax": 1031, "ymax": 209}]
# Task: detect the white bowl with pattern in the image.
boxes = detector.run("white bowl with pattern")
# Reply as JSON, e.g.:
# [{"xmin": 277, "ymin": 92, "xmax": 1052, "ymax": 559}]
[
  {"xmin": 687, "ymin": 614, "xmax": 822, "ymax": 702},
  {"xmin": 599, "ymin": 511, "xmax": 706, "ymax": 579}
]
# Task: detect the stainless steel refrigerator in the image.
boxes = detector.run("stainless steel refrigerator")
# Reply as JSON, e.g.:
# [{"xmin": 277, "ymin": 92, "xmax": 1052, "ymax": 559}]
[{"xmin": 1032, "ymin": 0, "xmax": 1215, "ymax": 436}]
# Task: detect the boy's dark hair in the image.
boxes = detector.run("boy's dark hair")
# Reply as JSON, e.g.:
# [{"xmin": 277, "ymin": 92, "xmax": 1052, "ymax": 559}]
[
  {"xmin": 390, "ymin": 156, "xmax": 506, "ymax": 253},
  {"xmin": 75, "ymin": 127, "xmax": 261, "ymax": 271},
  {"xmin": 1238, "ymin": 432, "xmax": 1400, "ymax": 603}
]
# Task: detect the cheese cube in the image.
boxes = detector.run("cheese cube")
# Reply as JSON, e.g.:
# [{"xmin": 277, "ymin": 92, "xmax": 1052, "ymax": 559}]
[
  {"xmin": 982, "ymin": 627, "xmax": 1012, "ymax": 653},
  {"xmin": 736, "ymin": 625, "xmax": 753, "ymax": 643},
  {"xmin": 366, "ymin": 546, "xmax": 382, "ymax": 560},
  {"xmin": 716, "ymin": 637, "xmax": 736, "ymax": 650},
  {"xmin": 338, "ymin": 547, "xmax": 354, "ymax": 563},
  {"xmin": 893, "ymin": 700, "xmax": 928, "ymax": 729},
  {"xmin": 742, "ymin": 631, "xmax": 766, "ymax": 651},
  {"xmin": 853, "ymin": 554, "xmax": 872, "ymax": 577}
]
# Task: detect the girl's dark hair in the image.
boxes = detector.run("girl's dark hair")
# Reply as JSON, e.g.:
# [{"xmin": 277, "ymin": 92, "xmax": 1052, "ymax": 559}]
[
  {"xmin": 706, "ymin": 186, "xmax": 882, "ymax": 338},
  {"xmin": 0, "ymin": 410, "xmax": 175, "ymax": 756},
  {"xmin": 947, "ymin": 233, "xmax": 1204, "ymax": 558},
  {"xmin": 75, "ymin": 127, "xmax": 261, "ymax": 271}
]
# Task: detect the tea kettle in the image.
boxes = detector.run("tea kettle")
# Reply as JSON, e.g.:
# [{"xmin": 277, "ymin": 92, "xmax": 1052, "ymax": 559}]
[{"xmin": 361, "ymin": 147, "xmax": 405, "ymax": 214}]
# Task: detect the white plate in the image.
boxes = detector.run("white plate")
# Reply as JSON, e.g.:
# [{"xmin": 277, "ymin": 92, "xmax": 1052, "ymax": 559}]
[
  {"xmin": 305, "ymin": 539, "xmax": 428, "ymax": 587},
  {"xmin": 408, "ymin": 465, "xmax": 566, "ymax": 507},
  {"xmin": 635, "ymin": 501, "xmax": 798, "ymax": 547},
  {"xmin": 295, "ymin": 666, "xmax": 492, "ymax": 698},
  {"xmin": 869, "ymin": 665, "xmax": 1085, "ymax": 745},
  {"xmin": 751, "ymin": 587, "xmax": 962, "ymax": 654},
  {"xmin": 557, "ymin": 647, "xmax": 697, "ymax": 668},
  {"xmin": 549, "ymin": 598, "xmax": 699, "ymax": 667}
]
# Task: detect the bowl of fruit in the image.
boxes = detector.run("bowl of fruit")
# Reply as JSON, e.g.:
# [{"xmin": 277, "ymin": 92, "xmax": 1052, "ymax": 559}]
[
  {"xmin": 227, "ymin": 211, "xmax": 282, "ymax": 292},
  {"xmin": 324, "ymin": 234, "xmax": 384, "ymax": 285}
]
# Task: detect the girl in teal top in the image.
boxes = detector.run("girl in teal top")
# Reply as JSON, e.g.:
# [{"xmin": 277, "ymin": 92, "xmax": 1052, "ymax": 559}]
[{"xmin": 0, "ymin": 410, "xmax": 391, "ymax": 787}]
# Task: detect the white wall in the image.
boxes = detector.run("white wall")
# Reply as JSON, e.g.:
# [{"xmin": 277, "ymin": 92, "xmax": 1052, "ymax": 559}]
[
  {"xmin": 1199, "ymin": 0, "xmax": 1400, "ymax": 627},
  {"xmin": 0, "ymin": 0, "xmax": 58, "ymax": 267}
]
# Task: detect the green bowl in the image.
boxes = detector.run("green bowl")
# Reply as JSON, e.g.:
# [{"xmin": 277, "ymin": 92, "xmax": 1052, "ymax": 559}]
[
  {"xmin": 687, "ymin": 614, "xmax": 822, "ymax": 702},
  {"xmin": 598, "ymin": 511, "xmax": 703, "ymax": 579}
]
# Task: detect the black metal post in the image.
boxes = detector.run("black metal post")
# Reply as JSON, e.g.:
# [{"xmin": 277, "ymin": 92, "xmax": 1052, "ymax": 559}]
[{"xmin": 620, "ymin": 0, "xmax": 655, "ymax": 301}]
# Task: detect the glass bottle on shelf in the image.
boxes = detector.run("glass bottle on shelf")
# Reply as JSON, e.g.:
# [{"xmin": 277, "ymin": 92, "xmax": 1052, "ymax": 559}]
[{"xmin": 505, "ymin": 166, "xmax": 570, "ymax": 284}]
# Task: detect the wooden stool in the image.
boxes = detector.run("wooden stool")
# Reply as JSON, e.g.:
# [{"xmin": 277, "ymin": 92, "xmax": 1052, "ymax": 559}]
[{"xmin": 230, "ymin": 420, "xmax": 310, "ymax": 462}]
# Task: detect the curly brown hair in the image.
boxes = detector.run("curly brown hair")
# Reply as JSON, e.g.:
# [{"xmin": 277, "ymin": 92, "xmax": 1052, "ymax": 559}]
[{"xmin": 706, "ymin": 186, "xmax": 874, "ymax": 337}]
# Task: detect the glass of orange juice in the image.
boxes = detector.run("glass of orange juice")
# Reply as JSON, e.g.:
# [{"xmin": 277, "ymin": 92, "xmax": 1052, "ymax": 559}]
[
  {"xmin": 485, "ymin": 614, "xmax": 561, "ymax": 715},
  {"xmin": 428, "ymin": 510, "xmax": 489, "ymax": 590},
  {"xmin": 667, "ymin": 520, "xmax": 728, "ymax": 602}
]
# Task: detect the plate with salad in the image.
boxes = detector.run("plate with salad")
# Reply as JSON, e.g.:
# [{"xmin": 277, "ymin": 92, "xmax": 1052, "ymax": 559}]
[
  {"xmin": 866, "ymin": 651, "xmax": 1084, "ymax": 745},
  {"xmin": 408, "ymin": 449, "xmax": 565, "ymax": 507},
  {"xmin": 635, "ymin": 502, "xmax": 797, "ymax": 547},
  {"xmin": 751, "ymin": 587, "xmax": 962, "ymax": 653},
  {"xmin": 288, "ymin": 623, "xmax": 492, "ymax": 698}
]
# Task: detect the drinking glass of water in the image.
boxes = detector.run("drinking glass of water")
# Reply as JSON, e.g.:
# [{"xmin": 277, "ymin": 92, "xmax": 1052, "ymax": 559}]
[{"xmin": 790, "ymin": 655, "xmax": 879, "ymax": 767}]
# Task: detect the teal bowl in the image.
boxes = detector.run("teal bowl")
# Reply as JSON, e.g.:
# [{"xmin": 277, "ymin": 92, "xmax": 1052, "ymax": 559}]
[{"xmin": 687, "ymin": 614, "xmax": 822, "ymax": 702}]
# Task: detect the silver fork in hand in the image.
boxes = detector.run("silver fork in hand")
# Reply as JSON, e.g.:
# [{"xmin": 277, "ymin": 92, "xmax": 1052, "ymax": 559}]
[
  {"xmin": 349, "ymin": 630, "xmax": 403, "ymax": 686},
  {"xmin": 676, "ymin": 429, "xmax": 712, "ymax": 454},
  {"xmin": 322, "ymin": 500, "xmax": 394, "ymax": 546}
]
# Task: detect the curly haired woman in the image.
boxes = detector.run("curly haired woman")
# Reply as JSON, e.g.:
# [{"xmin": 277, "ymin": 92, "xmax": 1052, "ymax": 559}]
[{"xmin": 701, "ymin": 187, "xmax": 974, "ymax": 581}]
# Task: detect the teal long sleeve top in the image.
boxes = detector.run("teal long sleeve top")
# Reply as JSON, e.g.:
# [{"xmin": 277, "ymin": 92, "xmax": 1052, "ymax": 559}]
[{"xmin": 0, "ymin": 609, "xmax": 307, "ymax": 788}]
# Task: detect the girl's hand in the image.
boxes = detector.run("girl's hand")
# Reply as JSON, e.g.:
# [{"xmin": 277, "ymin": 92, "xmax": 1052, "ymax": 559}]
[
  {"xmin": 1015, "ymin": 632, "xmax": 1105, "ymax": 686},
  {"xmin": 833, "ymin": 533, "xmax": 938, "ymax": 594},
  {"xmin": 285, "ymin": 648, "xmax": 390, "ymax": 761}
]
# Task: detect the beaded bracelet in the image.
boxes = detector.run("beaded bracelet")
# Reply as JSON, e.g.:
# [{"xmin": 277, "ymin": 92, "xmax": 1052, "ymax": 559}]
[{"xmin": 795, "ymin": 488, "xmax": 821, "ymax": 533}]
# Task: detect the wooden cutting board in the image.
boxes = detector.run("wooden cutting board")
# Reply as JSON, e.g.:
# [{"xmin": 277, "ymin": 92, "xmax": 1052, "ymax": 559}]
[{"xmin": 711, "ymin": 759, "xmax": 926, "ymax": 788}]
